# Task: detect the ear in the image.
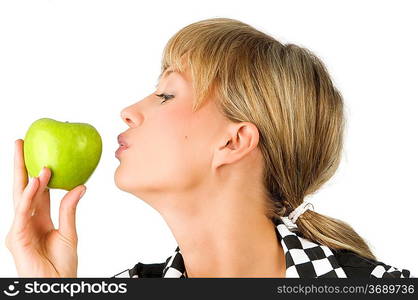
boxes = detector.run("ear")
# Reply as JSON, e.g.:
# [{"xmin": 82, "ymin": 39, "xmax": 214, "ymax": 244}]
[{"xmin": 212, "ymin": 122, "xmax": 260, "ymax": 170}]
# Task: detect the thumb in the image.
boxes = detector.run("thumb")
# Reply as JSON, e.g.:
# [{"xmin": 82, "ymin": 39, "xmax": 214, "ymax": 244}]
[{"xmin": 58, "ymin": 185, "xmax": 86, "ymax": 242}]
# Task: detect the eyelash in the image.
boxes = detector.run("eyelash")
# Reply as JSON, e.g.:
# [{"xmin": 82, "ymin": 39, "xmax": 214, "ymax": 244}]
[{"xmin": 155, "ymin": 93, "xmax": 174, "ymax": 104}]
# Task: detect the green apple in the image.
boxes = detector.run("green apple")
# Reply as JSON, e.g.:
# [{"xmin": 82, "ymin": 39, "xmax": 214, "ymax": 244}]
[{"xmin": 23, "ymin": 118, "xmax": 102, "ymax": 191}]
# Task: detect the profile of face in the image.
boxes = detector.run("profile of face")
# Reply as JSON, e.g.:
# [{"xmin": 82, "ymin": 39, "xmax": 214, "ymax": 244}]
[{"xmin": 114, "ymin": 67, "xmax": 236, "ymax": 209}]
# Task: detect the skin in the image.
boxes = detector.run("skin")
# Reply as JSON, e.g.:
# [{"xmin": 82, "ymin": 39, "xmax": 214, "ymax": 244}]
[
  {"xmin": 6, "ymin": 66, "xmax": 286, "ymax": 278},
  {"xmin": 115, "ymin": 67, "xmax": 286, "ymax": 277}
]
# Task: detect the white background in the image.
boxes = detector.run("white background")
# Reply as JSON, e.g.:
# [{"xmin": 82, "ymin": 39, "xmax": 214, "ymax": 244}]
[{"xmin": 0, "ymin": 0, "xmax": 417, "ymax": 277}]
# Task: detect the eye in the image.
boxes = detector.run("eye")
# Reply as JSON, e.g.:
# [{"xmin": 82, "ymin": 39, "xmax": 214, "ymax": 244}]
[{"xmin": 155, "ymin": 93, "xmax": 174, "ymax": 104}]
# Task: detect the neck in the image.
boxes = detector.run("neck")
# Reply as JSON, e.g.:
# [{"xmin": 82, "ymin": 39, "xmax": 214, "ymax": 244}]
[{"xmin": 158, "ymin": 188, "xmax": 287, "ymax": 277}]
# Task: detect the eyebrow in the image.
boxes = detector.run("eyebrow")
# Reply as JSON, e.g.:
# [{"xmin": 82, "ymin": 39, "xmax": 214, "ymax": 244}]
[{"xmin": 155, "ymin": 68, "xmax": 179, "ymax": 88}]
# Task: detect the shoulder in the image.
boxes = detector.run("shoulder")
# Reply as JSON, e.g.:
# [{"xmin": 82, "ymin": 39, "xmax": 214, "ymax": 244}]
[
  {"xmin": 114, "ymin": 250, "xmax": 414, "ymax": 278},
  {"xmin": 331, "ymin": 249, "xmax": 413, "ymax": 278}
]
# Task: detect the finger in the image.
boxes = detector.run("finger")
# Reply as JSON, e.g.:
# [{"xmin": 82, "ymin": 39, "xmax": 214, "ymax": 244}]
[
  {"xmin": 13, "ymin": 177, "xmax": 39, "ymax": 231},
  {"xmin": 35, "ymin": 188, "xmax": 51, "ymax": 219},
  {"xmin": 58, "ymin": 185, "xmax": 86, "ymax": 242},
  {"xmin": 13, "ymin": 139, "xmax": 28, "ymax": 206},
  {"xmin": 32, "ymin": 167, "xmax": 52, "ymax": 213}
]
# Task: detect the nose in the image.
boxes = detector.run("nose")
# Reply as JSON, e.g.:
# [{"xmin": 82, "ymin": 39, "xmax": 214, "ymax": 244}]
[{"xmin": 120, "ymin": 104, "xmax": 141, "ymax": 128}]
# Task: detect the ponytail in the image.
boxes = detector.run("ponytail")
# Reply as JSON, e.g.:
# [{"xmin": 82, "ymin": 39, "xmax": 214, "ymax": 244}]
[
  {"xmin": 297, "ymin": 210, "xmax": 375, "ymax": 260},
  {"xmin": 266, "ymin": 192, "xmax": 376, "ymax": 260}
]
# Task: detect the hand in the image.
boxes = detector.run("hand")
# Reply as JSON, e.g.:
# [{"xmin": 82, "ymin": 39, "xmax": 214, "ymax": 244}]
[{"xmin": 5, "ymin": 139, "xmax": 86, "ymax": 277}]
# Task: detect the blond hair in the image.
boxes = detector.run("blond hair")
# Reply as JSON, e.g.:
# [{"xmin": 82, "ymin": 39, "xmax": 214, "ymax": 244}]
[{"xmin": 159, "ymin": 18, "xmax": 375, "ymax": 260}]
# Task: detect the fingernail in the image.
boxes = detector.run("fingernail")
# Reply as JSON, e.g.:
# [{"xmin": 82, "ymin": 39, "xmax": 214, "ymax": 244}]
[
  {"xmin": 38, "ymin": 167, "xmax": 46, "ymax": 177},
  {"xmin": 79, "ymin": 187, "xmax": 86, "ymax": 199}
]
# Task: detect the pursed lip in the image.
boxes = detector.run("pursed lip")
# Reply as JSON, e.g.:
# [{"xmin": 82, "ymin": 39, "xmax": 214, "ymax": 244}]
[
  {"xmin": 116, "ymin": 133, "xmax": 129, "ymax": 159},
  {"xmin": 117, "ymin": 133, "xmax": 129, "ymax": 148}
]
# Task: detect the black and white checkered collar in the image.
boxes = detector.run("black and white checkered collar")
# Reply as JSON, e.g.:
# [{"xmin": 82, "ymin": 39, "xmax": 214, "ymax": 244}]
[{"xmin": 162, "ymin": 217, "xmax": 347, "ymax": 278}]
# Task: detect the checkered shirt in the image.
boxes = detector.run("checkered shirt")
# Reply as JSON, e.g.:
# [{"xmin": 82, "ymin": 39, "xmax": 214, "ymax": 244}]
[{"xmin": 113, "ymin": 217, "xmax": 413, "ymax": 278}]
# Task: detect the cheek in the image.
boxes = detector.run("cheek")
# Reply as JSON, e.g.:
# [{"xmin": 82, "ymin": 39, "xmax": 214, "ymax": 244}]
[
  {"xmin": 149, "ymin": 112, "xmax": 206, "ymax": 186},
  {"xmin": 114, "ymin": 109, "xmax": 210, "ymax": 193}
]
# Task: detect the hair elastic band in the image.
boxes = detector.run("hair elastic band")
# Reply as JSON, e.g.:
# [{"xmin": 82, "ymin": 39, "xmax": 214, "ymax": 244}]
[
  {"xmin": 280, "ymin": 201, "xmax": 314, "ymax": 229},
  {"xmin": 288, "ymin": 201, "xmax": 314, "ymax": 223}
]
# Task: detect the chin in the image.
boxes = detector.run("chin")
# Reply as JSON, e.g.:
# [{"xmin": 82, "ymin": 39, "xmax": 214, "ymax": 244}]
[
  {"xmin": 114, "ymin": 165, "xmax": 128, "ymax": 192},
  {"xmin": 114, "ymin": 165, "xmax": 143, "ymax": 194}
]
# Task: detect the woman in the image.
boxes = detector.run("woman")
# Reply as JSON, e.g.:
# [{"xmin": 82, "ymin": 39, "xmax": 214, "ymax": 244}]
[{"xmin": 6, "ymin": 18, "xmax": 413, "ymax": 278}]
